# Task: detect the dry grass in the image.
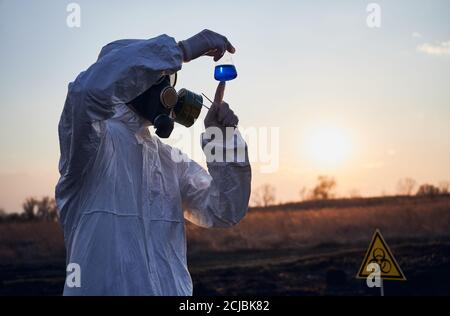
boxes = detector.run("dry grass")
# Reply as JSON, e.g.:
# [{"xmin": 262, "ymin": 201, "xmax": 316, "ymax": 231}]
[
  {"xmin": 1, "ymin": 196, "xmax": 449, "ymax": 265},
  {"xmin": 186, "ymin": 196, "xmax": 450, "ymax": 253},
  {"xmin": 0, "ymin": 222, "xmax": 65, "ymax": 266}
]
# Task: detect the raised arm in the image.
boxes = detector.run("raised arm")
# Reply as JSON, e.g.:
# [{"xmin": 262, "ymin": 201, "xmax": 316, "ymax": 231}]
[
  {"xmin": 180, "ymin": 131, "xmax": 251, "ymax": 228},
  {"xmin": 180, "ymin": 82, "xmax": 251, "ymax": 227},
  {"xmin": 58, "ymin": 35, "xmax": 183, "ymax": 177}
]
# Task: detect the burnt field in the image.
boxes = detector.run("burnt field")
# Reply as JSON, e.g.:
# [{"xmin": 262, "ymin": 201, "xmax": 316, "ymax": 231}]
[{"xmin": 1, "ymin": 195, "xmax": 450, "ymax": 295}]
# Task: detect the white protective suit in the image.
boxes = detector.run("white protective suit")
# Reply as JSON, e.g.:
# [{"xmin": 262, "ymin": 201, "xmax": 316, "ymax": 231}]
[{"xmin": 55, "ymin": 35, "xmax": 251, "ymax": 295}]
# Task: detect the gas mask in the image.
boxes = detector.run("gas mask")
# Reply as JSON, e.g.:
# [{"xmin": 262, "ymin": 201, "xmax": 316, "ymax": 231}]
[{"xmin": 127, "ymin": 74, "xmax": 203, "ymax": 138}]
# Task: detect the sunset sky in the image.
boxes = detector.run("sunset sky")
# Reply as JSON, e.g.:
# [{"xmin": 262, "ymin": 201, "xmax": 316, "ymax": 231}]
[{"xmin": 1, "ymin": 0, "xmax": 450, "ymax": 212}]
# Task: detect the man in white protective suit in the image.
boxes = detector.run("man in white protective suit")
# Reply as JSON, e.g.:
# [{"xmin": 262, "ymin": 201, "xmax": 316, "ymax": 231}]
[{"xmin": 55, "ymin": 29, "xmax": 251, "ymax": 295}]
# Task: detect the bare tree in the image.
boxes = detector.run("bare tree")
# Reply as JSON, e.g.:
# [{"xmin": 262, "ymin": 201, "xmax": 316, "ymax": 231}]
[
  {"xmin": 21, "ymin": 196, "xmax": 58, "ymax": 221},
  {"xmin": 438, "ymin": 181, "xmax": 450, "ymax": 195},
  {"xmin": 416, "ymin": 184, "xmax": 440, "ymax": 197},
  {"xmin": 22, "ymin": 197, "xmax": 38, "ymax": 220},
  {"xmin": 396, "ymin": 178, "xmax": 417, "ymax": 196},
  {"xmin": 310, "ymin": 176, "xmax": 337, "ymax": 200},
  {"xmin": 252, "ymin": 184, "xmax": 276, "ymax": 207},
  {"xmin": 37, "ymin": 196, "xmax": 58, "ymax": 221},
  {"xmin": 298, "ymin": 186, "xmax": 308, "ymax": 201}
]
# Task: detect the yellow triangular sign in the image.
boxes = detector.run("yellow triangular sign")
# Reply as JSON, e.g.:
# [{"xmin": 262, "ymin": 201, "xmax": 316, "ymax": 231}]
[{"xmin": 357, "ymin": 229, "xmax": 406, "ymax": 281}]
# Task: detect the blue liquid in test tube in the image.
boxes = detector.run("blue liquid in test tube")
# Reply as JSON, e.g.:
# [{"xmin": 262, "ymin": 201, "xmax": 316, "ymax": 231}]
[{"xmin": 214, "ymin": 64, "xmax": 238, "ymax": 81}]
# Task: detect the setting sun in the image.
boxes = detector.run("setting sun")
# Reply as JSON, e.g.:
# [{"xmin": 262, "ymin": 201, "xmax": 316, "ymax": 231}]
[{"xmin": 306, "ymin": 127, "xmax": 351, "ymax": 167}]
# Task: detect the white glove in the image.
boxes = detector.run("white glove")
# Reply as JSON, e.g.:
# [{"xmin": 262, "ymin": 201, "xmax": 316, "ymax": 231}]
[
  {"xmin": 179, "ymin": 29, "xmax": 236, "ymax": 62},
  {"xmin": 204, "ymin": 82, "xmax": 239, "ymax": 129}
]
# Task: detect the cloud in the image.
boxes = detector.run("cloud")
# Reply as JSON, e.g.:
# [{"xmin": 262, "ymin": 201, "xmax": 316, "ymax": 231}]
[
  {"xmin": 412, "ymin": 32, "xmax": 422, "ymax": 39},
  {"xmin": 417, "ymin": 41, "xmax": 450, "ymax": 56}
]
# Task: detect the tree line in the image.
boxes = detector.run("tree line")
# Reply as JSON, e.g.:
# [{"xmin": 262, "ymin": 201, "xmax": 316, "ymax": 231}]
[
  {"xmin": 1, "ymin": 177, "xmax": 449, "ymax": 220},
  {"xmin": 0, "ymin": 196, "xmax": 58, "ymax": 223},
  {"xmin": 251, "ymin": 176, "xmax": 450, "ymax": 207}
]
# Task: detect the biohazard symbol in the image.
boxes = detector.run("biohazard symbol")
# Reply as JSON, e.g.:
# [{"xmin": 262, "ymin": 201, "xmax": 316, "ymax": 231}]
[
  {"xmin": 356, "ymin": 229, "xmax": 406, "ymax": 281},
  {"xmin": 370, "ymin": 248, "xmax": 391, "ymax": 273}
]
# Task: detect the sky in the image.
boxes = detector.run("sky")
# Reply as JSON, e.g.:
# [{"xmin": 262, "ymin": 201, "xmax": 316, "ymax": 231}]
[{"xmin": 1, "ymin": 0, "xmax": 450, "ymax": 212}]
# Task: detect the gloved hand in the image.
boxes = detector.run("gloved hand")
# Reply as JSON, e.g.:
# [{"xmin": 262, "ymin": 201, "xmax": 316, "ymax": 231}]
[
  {"xmin": 179, "ymin": 29, "xmax": 236, "ymax": 62},
  {"xmin": 204, "ymin": 82, "xmax": 239, "ymax": 129}
]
